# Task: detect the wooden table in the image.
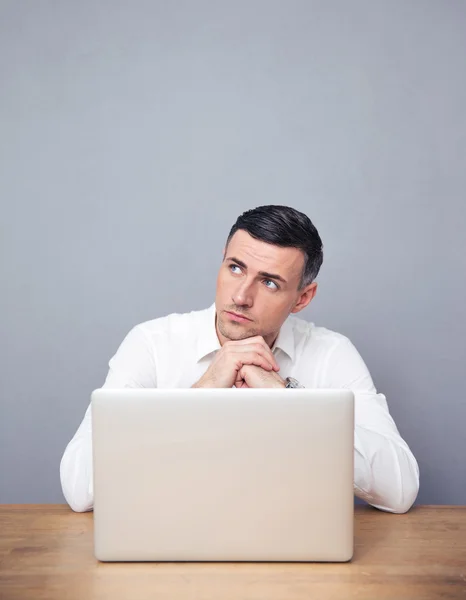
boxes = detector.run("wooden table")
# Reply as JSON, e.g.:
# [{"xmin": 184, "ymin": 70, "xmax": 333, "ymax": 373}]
[{"xmin": 0, "ymin": 505, "xmax": 465, "ymax": 600}]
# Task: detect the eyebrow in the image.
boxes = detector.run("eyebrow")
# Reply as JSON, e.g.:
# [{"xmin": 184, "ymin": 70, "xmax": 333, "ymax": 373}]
[{"xmin": 226, "ymin": 256, "xmax": 288, "ymax": 284}]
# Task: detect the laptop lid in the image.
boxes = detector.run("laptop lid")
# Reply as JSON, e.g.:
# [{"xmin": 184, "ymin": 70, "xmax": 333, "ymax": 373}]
[{"xmin": 92, "ymin": 388, "xmax": 354, "ymax": 562}]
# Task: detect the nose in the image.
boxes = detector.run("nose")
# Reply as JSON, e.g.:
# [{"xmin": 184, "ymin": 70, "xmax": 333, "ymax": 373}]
[{"xmin": 232, "ymin": 280, "xmax": 254, "ymax": 308}]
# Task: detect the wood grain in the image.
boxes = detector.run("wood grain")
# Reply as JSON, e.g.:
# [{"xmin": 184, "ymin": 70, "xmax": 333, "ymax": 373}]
[{"xmin": 0, "ymin": 505, "xmax": 465, "ymax": 600}]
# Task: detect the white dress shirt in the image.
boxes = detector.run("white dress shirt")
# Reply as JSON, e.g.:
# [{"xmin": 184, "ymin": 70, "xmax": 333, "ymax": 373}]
[{"xmin": 60, "ymin": 303, "xmax": 419, "ymax": 514}]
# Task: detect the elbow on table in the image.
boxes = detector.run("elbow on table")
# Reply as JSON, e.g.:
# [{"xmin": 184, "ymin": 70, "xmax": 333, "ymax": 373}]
[
  {"xmin": 382, "ymin": 492, "xmax": 417, "ymax": 514},
  {"xmin": 64, "ymin": 491, "xmax": 94, "ymax": 513},
  {"xmin": 375, "ymin": 472, "xmax": 420, "ymax": 514},
  {"xmin": 59, "ymin": 453, "xmax": 94, "ymax": 513}
]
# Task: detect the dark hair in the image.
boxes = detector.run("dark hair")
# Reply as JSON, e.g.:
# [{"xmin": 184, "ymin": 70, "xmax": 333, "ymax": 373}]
[{"xmin": 225, "ymin": 205, "xmax": 323, "ymax": 289}]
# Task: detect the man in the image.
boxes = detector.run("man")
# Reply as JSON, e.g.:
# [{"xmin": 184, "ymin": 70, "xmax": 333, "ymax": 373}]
[{"xmin": 60, "ymin": 205, "xmax": 419, "ymax": 513}]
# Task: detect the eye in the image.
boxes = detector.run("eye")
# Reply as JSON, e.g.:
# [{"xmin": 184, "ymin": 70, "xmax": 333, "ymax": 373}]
[
  {"xmin": 264, "ymin": 279, "xmax": 278, "ymax": 290},
  {"xmin": 229, "ymin": 264, "xmax": 241, "ymax": 274}
]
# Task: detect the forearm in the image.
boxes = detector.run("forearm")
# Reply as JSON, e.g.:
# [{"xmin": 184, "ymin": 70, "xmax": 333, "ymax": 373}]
[{"xmin": 353, "ymin": 426, "xmax": 419, "ymax": 513}]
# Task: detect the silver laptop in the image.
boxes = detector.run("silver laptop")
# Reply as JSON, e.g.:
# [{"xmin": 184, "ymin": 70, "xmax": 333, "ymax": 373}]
[{"xmin": 91, "ymin": 388, "xmax": 354, "ymax": 562}]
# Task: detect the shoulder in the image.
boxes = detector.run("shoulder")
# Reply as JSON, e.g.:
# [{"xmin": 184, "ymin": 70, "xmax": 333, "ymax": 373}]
[
  {"xmin": 289, "ymin": 315, "xmax": 371, "ymax": 386},
  {"xmin": 131, "ymin": 305, "xmax": 208, "ymax": 343},
  {"xmin": 289, "ymin": 313, "xmax": 351, "ymax": 351}
]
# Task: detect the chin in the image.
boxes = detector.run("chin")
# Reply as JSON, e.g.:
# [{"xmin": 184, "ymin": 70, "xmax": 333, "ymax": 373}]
[
  {"xmin": 226, "ymin": 332, "xmax": 249, "ymax": 342},
  {"xmin": 219, "ymin": 319, "xmax": 255, "ymax": 341}
]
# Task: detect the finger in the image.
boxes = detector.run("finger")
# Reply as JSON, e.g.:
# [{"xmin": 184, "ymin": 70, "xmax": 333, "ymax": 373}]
[
  {"xmin": 230, "ymin": 346, "xmax": 275, "ymax": 370},
  {"xmin": 227, "ymin": 335, "xmax": 264, "ymax": 345},
  {"xmin": 229, "ymin": 336, "xmax": 270, "ymax": 352},
  {"xmin": 249, "ymin": 342, "xmax": 280, "ymax": 371},
  {"xmin": 247, "ymin": 338, "xmax": 280, "ymax": 371},
  {"xmin": 228, "ymin": 340, "xmax": 279, "ymax": 371},
  {"xmin": 248, "ymin": 347, "xmax": 278, "ymax": 371},
  {"xmin": 234, "ymin": 351, "xmax": 274, "ymax": 372},
  {"xmin": 234, "ymin": 370, "xmax": 249, "ymax": 388}
]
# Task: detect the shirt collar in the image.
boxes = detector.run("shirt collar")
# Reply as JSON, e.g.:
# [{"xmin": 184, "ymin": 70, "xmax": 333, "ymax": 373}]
[
  {"xmin": 196, "ymin": 302, "xmax": 295, "ymax": 363},
  {"xmin": 271, "ymin": 313, "xmax": 295, "ymax": 361},
  {"xmin": 196, "ymin": 303, "xmax": 222, "ymax": 362}
]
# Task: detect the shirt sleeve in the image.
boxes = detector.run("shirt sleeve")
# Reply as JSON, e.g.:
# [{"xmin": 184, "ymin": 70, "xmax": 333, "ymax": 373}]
[
  {"xmin": 59, "ymin": 325, "xmax": 157, "ymax": 512},
  {"xmin": 326, "ymin": 337, "xmax": 420, "ymax": 513}
]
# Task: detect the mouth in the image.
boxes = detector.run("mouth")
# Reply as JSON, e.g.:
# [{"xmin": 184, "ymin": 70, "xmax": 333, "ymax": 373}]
[{"xmin": 225, "ymin": 311, "xmax": 252, "ymax": 323}]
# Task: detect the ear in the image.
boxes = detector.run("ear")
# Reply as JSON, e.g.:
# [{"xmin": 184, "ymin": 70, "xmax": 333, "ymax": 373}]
[{"xmin": 290, "ymin": 282, "xmax": 318, "ymax": 314}]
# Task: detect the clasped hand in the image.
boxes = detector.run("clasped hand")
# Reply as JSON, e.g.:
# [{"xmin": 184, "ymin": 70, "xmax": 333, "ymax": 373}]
[{"xmin": 193, "ymin": 336, "xmax": 286, "ymax": 389}]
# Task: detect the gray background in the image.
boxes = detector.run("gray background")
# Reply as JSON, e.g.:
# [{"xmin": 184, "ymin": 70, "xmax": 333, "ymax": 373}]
[{"xmin": 1, "ymin": 0, "xmax": 465, "ymax": 505}]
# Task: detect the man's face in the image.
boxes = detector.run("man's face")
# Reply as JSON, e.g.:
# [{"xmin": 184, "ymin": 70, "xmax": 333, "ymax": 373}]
[{"xmin": 215, "ymin": 230, "xmax": 317, "ymax": 347}]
